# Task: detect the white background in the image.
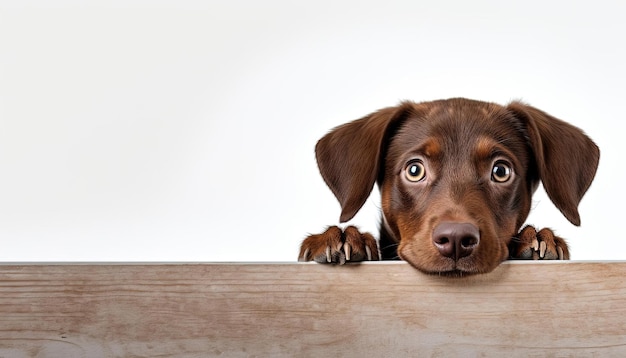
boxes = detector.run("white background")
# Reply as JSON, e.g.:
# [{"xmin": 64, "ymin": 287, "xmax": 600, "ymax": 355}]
[{"xmin": 0, "ymin": 0, "xmax": 623, "ymax": 261}]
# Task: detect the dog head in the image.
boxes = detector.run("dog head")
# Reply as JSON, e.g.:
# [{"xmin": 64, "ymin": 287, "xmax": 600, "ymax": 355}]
[{"xmin": 316, "ymin": 98, "xmax": 599, "ymax": 274}]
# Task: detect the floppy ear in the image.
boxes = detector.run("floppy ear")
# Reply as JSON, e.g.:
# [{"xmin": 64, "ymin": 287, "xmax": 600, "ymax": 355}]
[
  {"xmin": 316, "ymin": 102, "xmax": 415, "ymax": 222},
  {"xmin": 507, "ymin": 102, "xmax": 600, "ymax": 226}
]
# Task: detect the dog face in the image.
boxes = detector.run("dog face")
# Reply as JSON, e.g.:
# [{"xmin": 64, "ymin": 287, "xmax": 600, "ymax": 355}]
[
  {"xmin": 314, "ymin": 98, "xmax": 599, "ymax": 275},
  {"xmin": 381, "ymin": 101, "xmax": 534, "ymax": 274}
]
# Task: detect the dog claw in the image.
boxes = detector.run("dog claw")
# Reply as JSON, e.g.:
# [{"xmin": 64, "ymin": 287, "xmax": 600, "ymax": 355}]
[
  {"xmin": 325, "ymin": 247, "xmax": 332, "ymax": 263},
  {"xmin": 557, "ymin": 246, "xmax": 564, "ymax": 260},
  {"xmin": 299, "ymin": 248, "xmax": 309, "ymax": 262},
  {"xmin": 343, "ymin": 242, "xmax": 351, "ymax": 261},
  {"xmin": 539, "ymin": 241, "xmax": 547, "ymax": 259},
  {"xmin": 365, "ymin": 246, "xmax": 372, "ymax": 261},
  {"xmin": 532, "ymin": 239, "xmax": 539, "ymax": 251}
]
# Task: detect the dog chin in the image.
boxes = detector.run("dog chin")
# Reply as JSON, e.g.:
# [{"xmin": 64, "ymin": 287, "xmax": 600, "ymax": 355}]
[
  {"xmin": 420, "ymin": 266, "xmax": 491, "ymax": 277},
  {"xmin": 402, "ymin": 256, "xmax": 498, "ymax": 277}
]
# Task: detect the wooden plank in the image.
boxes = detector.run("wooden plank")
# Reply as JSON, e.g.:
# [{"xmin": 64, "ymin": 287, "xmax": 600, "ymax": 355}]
[{"xmin": 0, "ymin": 262, "xmax": 625, "ymax": 357}]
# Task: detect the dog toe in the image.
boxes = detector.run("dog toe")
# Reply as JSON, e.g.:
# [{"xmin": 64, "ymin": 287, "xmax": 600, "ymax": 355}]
[
  {"xmin": 299, "ymin": 226, "xmax": 345, "ymax": 264},
  {"xmin": 509, "ymin": 226, "xmax": 570, "ymax": 260},
  {"xmin": 343, "ymin": 226, "xmax": 379, "ymax": 262}
]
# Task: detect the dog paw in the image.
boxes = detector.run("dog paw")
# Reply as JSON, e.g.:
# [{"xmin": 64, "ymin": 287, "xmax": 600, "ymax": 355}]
[
  {"xmin": 298, "ymin": 226, "xmax": 380, "ymax": 264},
  {"xmin": 509, "ymin": 225, "xmax": 570, "ymax": 260}
]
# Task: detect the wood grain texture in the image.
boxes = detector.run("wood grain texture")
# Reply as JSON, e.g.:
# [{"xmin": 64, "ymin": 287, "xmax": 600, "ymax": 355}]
[{"xmin": 0, "ymin": 261, "xmax": 625, "ymax": 357}]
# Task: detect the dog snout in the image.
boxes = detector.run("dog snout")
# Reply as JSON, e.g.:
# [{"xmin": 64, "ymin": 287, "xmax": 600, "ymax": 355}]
[{"xmin": 432, "ymin": 222, "xmax": 480, "ymax": 260}]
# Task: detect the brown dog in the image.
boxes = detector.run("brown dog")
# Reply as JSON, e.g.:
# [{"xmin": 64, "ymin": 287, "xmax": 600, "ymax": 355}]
[{"xmin": 299, "ymin": 98, "xmax": 599, "ymax": 275}]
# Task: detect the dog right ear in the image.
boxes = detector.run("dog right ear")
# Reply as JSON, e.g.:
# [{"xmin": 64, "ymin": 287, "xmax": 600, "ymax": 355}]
[
  {"xmin": 507, "ymin": 102, "xmax": 600, "ymax": 226},
  {"xmin": 315, "ymin": 102, "xmax": 415, "ymax": 223}
]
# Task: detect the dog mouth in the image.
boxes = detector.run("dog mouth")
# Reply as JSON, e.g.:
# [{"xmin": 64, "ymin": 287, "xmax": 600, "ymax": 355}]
[
  {"xmin": 431, "ymin": 269, "xmax": 476, "ymax": 278},
  {"xmin": 431, "ymin": 264, "xmax": 487, "ymax": 277},
  {"xmin": 415, "ymin": 260, "xmax": 486, "ymax": 277},
  {"xmin": 406, "ymin": 252, "xmax": 505, "ymax": 276}
]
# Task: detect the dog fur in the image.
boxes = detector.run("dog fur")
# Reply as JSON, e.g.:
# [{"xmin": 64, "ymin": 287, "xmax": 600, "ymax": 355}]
[{"xmin": 299, "ymin": 98, "xmax": 599, "ymax": 275}]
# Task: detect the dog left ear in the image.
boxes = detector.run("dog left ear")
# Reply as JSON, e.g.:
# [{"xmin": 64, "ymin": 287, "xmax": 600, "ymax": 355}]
[
  {"xmin": 316, "ymin": 102, "xmax": 415, "ymax": 223},
  {"xmin": 507, "ymin": 102, "xmax": 600, "ymax": 226}
]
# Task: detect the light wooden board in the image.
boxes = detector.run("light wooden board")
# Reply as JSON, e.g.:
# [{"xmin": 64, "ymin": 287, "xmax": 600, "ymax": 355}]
[{"xmin": 0, "ymin": 261, "xmax": 625, "ymax": 357}]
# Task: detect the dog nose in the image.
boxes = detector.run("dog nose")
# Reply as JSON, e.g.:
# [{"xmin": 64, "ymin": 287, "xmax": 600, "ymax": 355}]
[{"xmin": 432, "ymin": 222, "xmax": 480, "ymax": 260}]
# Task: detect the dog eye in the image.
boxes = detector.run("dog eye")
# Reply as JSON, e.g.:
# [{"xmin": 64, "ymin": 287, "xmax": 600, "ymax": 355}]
[
  {"xmin": 405, "ymin": 161, "xmax": 426, "ymax": 182},
  {"xmin": 491, "ymin": 162, "xmax": 512, "ymax": 183}
]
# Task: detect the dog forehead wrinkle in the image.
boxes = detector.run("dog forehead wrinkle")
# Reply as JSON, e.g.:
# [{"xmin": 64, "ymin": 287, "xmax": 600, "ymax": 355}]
[{"xmin": 388, "ymin": 110, "xmax": 477, "ymax": 158}]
